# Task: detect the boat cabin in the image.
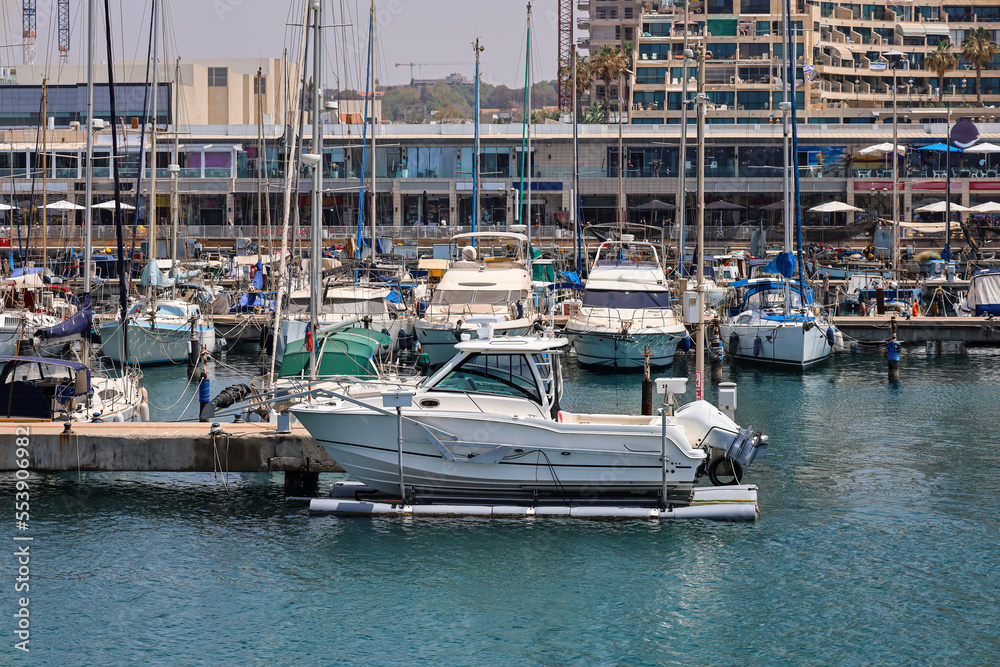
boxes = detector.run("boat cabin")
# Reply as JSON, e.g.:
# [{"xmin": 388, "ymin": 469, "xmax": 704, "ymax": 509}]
[{"xmin": 0, "ymin": 356, "xmax": 90, "ymax": 421}]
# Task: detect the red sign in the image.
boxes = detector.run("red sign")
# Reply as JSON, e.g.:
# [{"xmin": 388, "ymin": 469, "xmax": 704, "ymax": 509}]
[
  {"xmin": 695, "ymin": 371, "xmax": 703, "ymax": 401},
  {"xmin": 970, "ymin": 181, "xmax": 1000, "ymax": 191}
]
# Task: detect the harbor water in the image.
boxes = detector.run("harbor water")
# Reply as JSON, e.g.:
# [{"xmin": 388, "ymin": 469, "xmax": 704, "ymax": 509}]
[{"xmin": 8, "ymin": 345, "xmax": 1000, "ymax": 664}]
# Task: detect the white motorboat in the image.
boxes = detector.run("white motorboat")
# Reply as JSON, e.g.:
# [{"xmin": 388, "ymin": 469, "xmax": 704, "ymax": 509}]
[
  {"xmin": 956, "ymin": 268, "xmax": 1000, "ymax": 317},
  {"xmin": 565, "ymin": 239, "xmax": 687, "ymax": 369},
  {"xmin": 96, "ymin": 298, "xmax": 216, "ymax": 365},
  {"xmin": 414, "ymin": 232, "xmax": 538, "ymax": 368},
  {"xmin": 292, "ymin": 319, "xmax": 768, "ymax": 504},
  {"xmin": 719, "ymin": 277, "xmax": 836, "ymax": 368}
]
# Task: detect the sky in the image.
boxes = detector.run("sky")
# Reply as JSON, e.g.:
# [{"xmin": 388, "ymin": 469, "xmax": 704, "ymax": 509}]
[{"xmin": 0, "ymin": 0, "xmax": 558, "ymax": 87}]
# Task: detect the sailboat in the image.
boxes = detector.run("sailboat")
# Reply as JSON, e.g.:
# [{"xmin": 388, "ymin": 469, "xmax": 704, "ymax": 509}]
[
  {"xmin": 1, "ymin": 0, "xmax": 146, "ymax": 422},
  {"xmin": 718, "ymin": 4, "xmax": 836, "ymax": 369},
  {"xmin": 95, "ymin": 1, "xmax": 216, "ymax": 366}
]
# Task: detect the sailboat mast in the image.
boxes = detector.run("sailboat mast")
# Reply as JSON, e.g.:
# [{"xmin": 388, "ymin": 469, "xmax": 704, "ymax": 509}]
[
  {"xmin": 149, "ymin": 0, "xmax": 159, "ymax": 276},
  {"xmin": 171, "ymin": 57, "xmax": 180, "ymax": 289},
  {"xmin": 784, "ymin": 0, "xmax": 806, "ymax": 300},
  {"xmin": 572, "ymin": 43, "xmax": 581, "ymax": 274},
  {"xmin": 525, "ymin": 2, "xmax": 532, "ymax": 265},
  {"xmin": 617, "ymin": 71, "xmax": 624, "ymax": 232},
  {"xmin": 473, "ymin": 38, "xmax": 482, "ymax": 235},
  {"xmin": 309, "ymin": 0, "xmax": 323, "ymax": 379},
  {"xmin": 41, "ymin": 79, "xmax": 48, "ymax": 276},
  {"xmin": 256, "ymin": 68, "xmax": 264, "ymax": 266},
  {"xmin": 82, "ymin": 0, "xmax": 95, "ymax": 368},
  {"xmin": 694, "ymin": 46, "xmax": 706, "ymax": 401},
  {"xmin": 676, "ymin": 8, "xmax": 691, "ymax": 277},
  {"xmin": 370, "ymin": 1, "xmax": 376, "ymax": 265}
]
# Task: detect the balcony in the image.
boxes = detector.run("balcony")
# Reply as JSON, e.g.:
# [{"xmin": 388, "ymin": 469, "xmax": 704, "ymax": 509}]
[
  {"xmin": 576, "ymin": 0, "xmax": 589, "ymax": 10},
  {"xmin": 577, "ymin": 17, "xmax": 590, "ymax": 30}
]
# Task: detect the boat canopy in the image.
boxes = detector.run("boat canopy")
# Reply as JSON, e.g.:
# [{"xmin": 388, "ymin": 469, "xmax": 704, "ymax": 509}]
[
  {"xmin": 140, "ymin": 261, "xmax": 176, "ymax": 288},
  {"xmin": 730, "ymin": 278, "xmax": 815, "ymax": 305},
  {"xmin": 36, "ymin": 294, "xmax": 92, "ymax": 341},
  {"xmin": 279, "ymin": 328, "xmax": 392, "ymax": 379},
  {"xmin": 967, "ymin": 269, "xmax": 1000, "ymax": 316},
  {"xmin": 0, "ymin": 356, "xmax": 91, "ymax": 420}
]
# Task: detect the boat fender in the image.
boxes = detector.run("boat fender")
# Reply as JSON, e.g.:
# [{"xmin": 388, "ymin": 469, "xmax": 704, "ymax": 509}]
[
  {"xmin": 912, "ymin": 301, "xmax": 919, "ymax": 317},
  {"xmin": 753, "ymin": 335, "xmax": 762, "ymax": 357},
  {"xmin": 826, "ymin": 327, "xmax": 835, "ymax": 347},
  {"xmin": 860, "ymin": 302, "xmax": 867, "ymax": 316},
  {"xmin": 708, "ymin": 456, "xmax": 743, "ymax": 486},
  {"xmin": 139, "ymin": 402, "xmax": 150, "ymax": 422},
  {"xmin": 140, "ymin": 387, "xmax": 149, "ymax": 404},
  {"xmin": 833, "ymin": 330, "xmax": 845, "ymax": 353},
  {"xmin": 728, "ymin": 332, "xmax": 739, "ymax": 357},
  {"xmin": 679, "ymin": 333, "xmax": 691, "ymax": 352}
]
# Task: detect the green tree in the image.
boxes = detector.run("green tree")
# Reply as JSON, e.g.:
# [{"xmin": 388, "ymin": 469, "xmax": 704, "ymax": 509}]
[
  {"xmin": 961, "ymin": 27, "xmax": 999, "ymax": 104},
  {"xmin": 925, "ymin": 40, "xmax": 958, "ymax": 103},
  {"xmin": 583, "ymin": 101, "xmax": 604, "ymax": 124}
]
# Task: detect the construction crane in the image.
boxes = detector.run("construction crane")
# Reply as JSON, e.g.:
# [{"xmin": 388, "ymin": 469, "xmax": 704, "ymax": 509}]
[
  {"xmin": 557, "ymin": 0, "xmax": 573, "ymax": 112},
  {"xmin": 22, "ymin": 0, "xmax": 36, "ymax": 65},
  {"xmin": 58, "ymin": 0, "xmax": 70, "ymax": 65},
  {"xmin": 394, "ymin": 61, "xmax": 471, "ymax": 85}
]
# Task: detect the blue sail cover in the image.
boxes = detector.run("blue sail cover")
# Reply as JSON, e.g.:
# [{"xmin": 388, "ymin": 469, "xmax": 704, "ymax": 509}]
[
  {"xmin": 252, "ymin": 259, "xmax": 264, "ymax": 290},
  {"xmin": 36, "ymin": 294, "xmax": 93, "ymax": 341},
  {"xmin": 763, "ymin": 252, "xmax": 797, "ymax": 278}
]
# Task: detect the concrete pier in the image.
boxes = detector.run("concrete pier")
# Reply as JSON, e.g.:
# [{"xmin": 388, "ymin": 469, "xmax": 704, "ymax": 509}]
[
  {"xmin": 833, "ymin": 315, "xmax": 1000, "ymax": 345},
  {"xmin": 0, "ymin": 421, "xmax": 342, "ymax": 475}
]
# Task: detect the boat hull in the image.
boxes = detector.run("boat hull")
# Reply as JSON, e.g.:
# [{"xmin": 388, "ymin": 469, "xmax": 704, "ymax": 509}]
[
  {"xmin": 292, "ymin": 408, "xmax": 707, "ymax": 502},
  {"xmin": 719, "ymin": 319, "xmax": 832, "ymax": 369},
  {"xmin": 566, "ymin": 328, "xmax": 683, "ymax": 369},
  {"xmin": 97, "ymin": 320, "xmax": 216, "ymax": 365}
]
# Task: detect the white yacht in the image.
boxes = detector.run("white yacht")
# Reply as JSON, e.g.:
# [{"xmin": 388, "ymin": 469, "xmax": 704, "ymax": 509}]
[
  {"xmin": 565, "ymin": 239, "xmax": 687, "ymax": 369},
  {"xmin": 414, "ymin": 232, "xmax": 537, "ymax": 368},
  {"xmin": 292, "ymin": 320, "xmax": 768, "ymax": 504},
  {"xmin": 719, "ymin": 276, "xmax": 835, "ymax": 368}
]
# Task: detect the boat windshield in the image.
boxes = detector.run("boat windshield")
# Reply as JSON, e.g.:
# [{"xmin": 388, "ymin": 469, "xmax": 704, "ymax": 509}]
[
  {"xmin": 428, "ymin": 353, "xmax": 541, "ymax": 404},
  {"xmin": 745, "ymin": 288, "xmax": 804, "ymax": 311},
  {"xmin": 583, "ymin": 289, "xmax": 671, "ymax": 309},
  {"xmin": 431, "ymin": 289, "xmax": 524, "ymax": 306}
]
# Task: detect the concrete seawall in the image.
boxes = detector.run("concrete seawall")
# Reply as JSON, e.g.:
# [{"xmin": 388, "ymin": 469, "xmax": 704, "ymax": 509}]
[{"xmin": 0, "ymin": 422, "xmax": 342, "ymax": 477}]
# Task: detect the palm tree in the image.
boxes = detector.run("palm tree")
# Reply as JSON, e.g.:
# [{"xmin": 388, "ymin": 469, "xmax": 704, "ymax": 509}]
[
  {"xmin": 557, "ymin": 51, "xmax": 591, "ymax": 121},
  {"xmin": 583, "ymin": 101, "xmax": 605, "ymax": 124},
  {"xmin": 961, "ymin": 27, "xmax": 999, "ymax": 104},
  {"xmin": 925, "ymin": 40, "xmax": 958, "ymax": 103},
  {"xmin": 588, "ymin": 46, "xmax": 631, "ymax": 121}
]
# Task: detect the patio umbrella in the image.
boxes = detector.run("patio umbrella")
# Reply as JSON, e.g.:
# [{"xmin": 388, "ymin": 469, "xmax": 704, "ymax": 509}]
[
  {"xmin": 967, "ymin": 201, "xmax": 1000, "ymax": 213},
  {"xmin": 808, "ymin": 201, "xmax": 863, "ymax": 213},
  {"xmin": 963, "ymin": 142, "xmax": 1000, "ymax": 153},
  {"xmin": 859, "ymin": 142, "xmax": 906, "ymax": 156},
  {"xmin": 760, "ymin": 200, "xmax": 785, "ymax": 211},
  {"xmin": 914, "ymin": 201, "xmax": 970, "ymax": 213},
  {"xmin": 93, "ymin": 200, "xmax": 137, "ymax": 210},
  {"xmin": 704, "ymin": 200, "xmax": 744, "ymax": 210},
  {"xmin": 43, "ymin": 200, "xmax": 85, "ymax": 211},
  {"xmin": 916, "ymin": 143, "xmax": 963, "ymax": 152},
  {"xmin": 630, "ymin": 199, "xmax": 676, "ymax": 211}
]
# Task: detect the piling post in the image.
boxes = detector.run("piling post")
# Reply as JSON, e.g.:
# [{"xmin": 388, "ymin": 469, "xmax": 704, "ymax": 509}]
[
  {"xmin": 711, "ymin": 319, "xmax": 723, "ymax": 382},
  {"xmin": 887, "ymin": 317, "xmax": 900, "ymax": 382},
  {"xmin": 822, "ymin": 274, "xmax": 830, "ymax": 308},
  {"xmin": 641, "ymin": 347, "xmax": 653, "ymax": 416}
]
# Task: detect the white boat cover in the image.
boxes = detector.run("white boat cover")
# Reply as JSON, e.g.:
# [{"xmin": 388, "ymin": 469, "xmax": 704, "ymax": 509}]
[{"xmin": 968, "ymin": 273, "xmax": 1000, "ymax": 310}]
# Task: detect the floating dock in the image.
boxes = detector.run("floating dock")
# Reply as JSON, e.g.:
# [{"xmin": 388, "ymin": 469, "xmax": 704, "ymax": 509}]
[
  {"xmin": 309, "ymin": 482, "xmax": 760, "ymax": 521},
  {"xmin": 832, "ymin": 315, "xmax": 1000, "ymax": 345},
  {"xmin": 0, "ymin": 421, "xmax": 342, "ymax": 493}
]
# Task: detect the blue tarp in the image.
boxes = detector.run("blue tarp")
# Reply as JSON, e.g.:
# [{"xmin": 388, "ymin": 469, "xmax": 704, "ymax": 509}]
[
  {"xmin": 558, "ymin": 271, "xmax": 584, "ymax": 290},
  {"xmin": 386, "ymin": 289, "xmax": 403, "ymax": 303},
  {"xmin": 916, "ymin": 143, "xmax": 963, "ymax": 152},
  {"xmin": 252, "ymin": 259, "xmax": 264, "ymax": 290},
  {"xmin": 762, "ymin": 252, "xmax": 797, "ymax": 278},
  {"xmin": 35, "ymin": 294, "xmax": 92, "ymax": 341}
]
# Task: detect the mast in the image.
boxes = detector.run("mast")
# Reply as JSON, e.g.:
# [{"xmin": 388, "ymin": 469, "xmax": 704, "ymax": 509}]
[
  {"xmin": 694, "ymin": 45, "xmax": 706, "ymax": 402},
  {"xmin": 267, "ymin": 0, "xmax": 310, "ymax": 383},
  {"xmin": 171, "ymin": 57, "xmax": 180, "ymax": 292},
  {"xmin": 676, "ymin": 7, "xmax": 691, "ymax": 278},
  {"xmin": 525, "ymin": 2, "xmax": 533, "ymax": 267},
  {"xmin": 369, "ymin": 1, "xmax": 377, "ymax": 264},
  {"xmin": 473, "ymin": 37, "xmax": 483, "ymax": 235},
  {"xmin": 41, "ymin": 78, "xmax": 47, "ymax": 276},
  {"xmin": 617, "ymin": 70, "xmax": 624, "ymax": 234},
  {"xmin": 891, "ymin": 55, "xmax": 900, "ymax": 272},
  {"xmin": 255, "ymin": 67, "xmax": 264, "ymax": 267},
  {"xmin": 82, "ymin": 0, "xmax": 95, "ymax": 368},
  {"xmin": 572, "ymin": 43, "xmax": 581, "ymax": 274},
  {"xmin": 785, "ymin": 0, "xmax": 806, "ymax": 300},
  {"xmin": 309, "ymin": 0, "xmax": 322, "ymax": 379},
  {"xmin": 149, "ymin": 0, "xmax": 159, "ymax": 281}
]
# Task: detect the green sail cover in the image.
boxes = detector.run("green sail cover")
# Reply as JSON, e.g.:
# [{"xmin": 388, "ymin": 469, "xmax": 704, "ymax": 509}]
[
  {"xmin": 532, "ymin": 261, "xmax": 556, "ymax": 283},
  {"xmin": 279, "ymin": 327, "xmax": 392, "ymax": 379}
]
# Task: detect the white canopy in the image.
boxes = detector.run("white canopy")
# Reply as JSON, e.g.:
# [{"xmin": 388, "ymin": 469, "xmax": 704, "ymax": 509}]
[
  {"xmin": 967, "ymin": 271, "xmax": 1000, "ymax": 310},
  {"xmin": 809, "ymin": 201, "xmax": 863, "ymax": 213},
  {"xmin": 899, "ymin": 222, "xmax": 948, "ymax": 233},
  {"xmin": 914, "ymin": 201, "xmax": 970, "ymax": 213},
  {"xmin": 93, "ymin": 200, "xmax": 136, "ymax": 210},
  {"xmin": 964, "ymin": 142, "xmax": 1000, "ymax": 154},
  {"xmin": 859, "ymin": 142, "xmax": 907, "ymax": 156},
  {"xmin": 0, "ymin": 203, "xmax": 12, "ymax": 211},
  {"xmin": 44, "ymin": 200, "xmax": 85, "ymax": 211},
  {"xmin": 234, "ymin": 253, "xmax": 282, "ymax": 266},
  {"xmin": 967, "ymin": 201, "xmax": 1000, "ymax": 213},
  {"xmin": 1, "ymin": 273, "xmax": 45, "ymax": 289}
]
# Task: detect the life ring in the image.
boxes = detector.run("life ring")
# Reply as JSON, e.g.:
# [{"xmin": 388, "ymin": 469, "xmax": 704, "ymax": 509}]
[
  {"xmin": 708, "ymin": 456, "xmax": 743, "ymax": 486},
  {"xmin": 912, "ymin": 301, "xmax": 919, "ymax": 317}
]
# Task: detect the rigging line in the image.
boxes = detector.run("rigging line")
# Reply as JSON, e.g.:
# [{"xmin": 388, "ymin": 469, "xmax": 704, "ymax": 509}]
[{"xmin": 126, "ymin": 0, "xmax": 157, "ymax": 282}]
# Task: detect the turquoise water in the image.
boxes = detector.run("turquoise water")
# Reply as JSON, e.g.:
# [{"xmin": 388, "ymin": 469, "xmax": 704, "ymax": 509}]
[{"xmin": 7, "ymin": 344, "xmax": 1000, "ymax": 664}]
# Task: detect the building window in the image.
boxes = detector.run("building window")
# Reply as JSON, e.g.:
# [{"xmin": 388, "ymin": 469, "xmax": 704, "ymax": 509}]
[
  {"xmin": 254, "ymin": 76, "xmax": 266, "ymax": 94},
  {"xmin": 624, "ymin": 27, "xmax": 634, "ymax": 41},
  {"xmin": 208, "ymin": 67, "xmax": 228, "ymax": 87}
]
